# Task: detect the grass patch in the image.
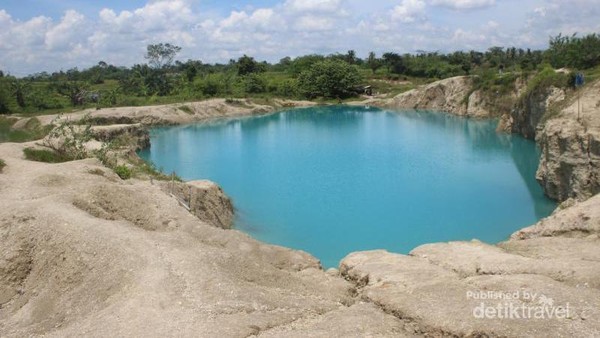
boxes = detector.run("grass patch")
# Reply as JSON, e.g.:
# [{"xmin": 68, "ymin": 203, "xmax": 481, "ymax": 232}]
[
  {"xmin": 225, "ymin": 98, "xmax": 253, "ymax": 108},
  {"xmin": 0, "ymin": 158, "xmax": 5, "ymax": 172},
  {"xmin": 0, "ymin": 117, "xmax": 53, "ymax": 143},
  {"xmin": 131, "ymin": 159, "xmax": 182, "ymax": 181},
  {"xmin": 520, "ymin": 66, "xmax": 570, "ymax": 100},
  {"xmin": 113, "ymin": 165, "xmax": 132, "ymax": 180},
  {"xmin": 23, "ymin": 148, "xmax": 72, "ymax": 163},
  {"xmin": 473, "ymin": 70, "xmax": 520, "ymax": 96},
  {"xmin": 583, "ymin": 64, "xmax": 600, "ymax": 83},
  {"xmin": 88, "ymin": 168, "xmax": 105, "ymax": 176},
  {"xmin": 178, "ymin": 105, "xmax": 194, "ymax": 115}
]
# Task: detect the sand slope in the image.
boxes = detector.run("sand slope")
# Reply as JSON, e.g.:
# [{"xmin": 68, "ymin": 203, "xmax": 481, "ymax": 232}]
[{"xmin": 0, "ymin": 142, "xmax": 412, "ymax": 337}]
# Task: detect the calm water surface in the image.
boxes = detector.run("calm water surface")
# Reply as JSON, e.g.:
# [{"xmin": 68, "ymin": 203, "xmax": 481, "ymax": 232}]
[{"xmin": 139, "ymin": 106, "xmax": 556, "ymax": 267}]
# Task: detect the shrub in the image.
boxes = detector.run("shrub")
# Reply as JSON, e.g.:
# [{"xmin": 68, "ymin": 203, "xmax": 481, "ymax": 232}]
[
  {"xmin": 244, "ymin": 74, "xmax": 267, "ymax": 94},
  {"xmin": 43, "ymin": 113, "xmax": 93, "ymax": 160},
  {"xmin": 0, "ymin": 116, "xmax": 53, "ymax": 143},
  {"xmin": 23, "ymin": 148, "xmax": 72, "ymax": 163},
  {"xmin": 546, "ymin": 33, "xmax": 600, "ymax": 70},
  {"xmin": 113, "ymin": 165, "xmax": 132, "ymax": 180},
  {"xmin": 0, "ymin": 158, "xmax": 5, "ymax": 172},
  {"xmin": 178, "ymin": 105, "xmax": 193, "ymax": 114},
  {"xmin": 521, "ymin": 65, "xmax": 569, "ymax": 99},
  {"xmin": 298, "ymin": 60, "xmax": 362, "ymax": 99},
  {"xmin": 277, "ymin": 79, "xmax": 300, "ymax": 98}
]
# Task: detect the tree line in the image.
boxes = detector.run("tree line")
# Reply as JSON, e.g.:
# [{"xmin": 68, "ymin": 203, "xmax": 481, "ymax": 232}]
[{"xmin": 1, "ymin": 33, "xmax": 599, "ymax": 115}]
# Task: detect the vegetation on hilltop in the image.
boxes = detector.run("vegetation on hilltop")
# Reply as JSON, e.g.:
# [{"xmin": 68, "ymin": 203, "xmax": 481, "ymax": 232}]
[{"xmin": 0, "ymin": 33, "xmax": 599, "ymax": 117}]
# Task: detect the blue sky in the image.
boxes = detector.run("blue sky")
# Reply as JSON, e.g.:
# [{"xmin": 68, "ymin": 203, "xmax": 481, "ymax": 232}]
[{"xmin": 1, "ymin": 0, "xmax": 600, "ymax": 75}]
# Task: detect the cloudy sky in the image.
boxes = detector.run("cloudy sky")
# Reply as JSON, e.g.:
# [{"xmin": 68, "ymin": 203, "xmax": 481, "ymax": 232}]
[{"xmin": 1, "ymin": 0, "xmax": 599, "ymax": 76}]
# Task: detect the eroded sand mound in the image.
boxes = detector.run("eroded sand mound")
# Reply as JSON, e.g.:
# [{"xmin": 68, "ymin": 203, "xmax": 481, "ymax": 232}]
[{"xmin": 0, "ymin": 143, "xmax": 410, "ymax": 337}]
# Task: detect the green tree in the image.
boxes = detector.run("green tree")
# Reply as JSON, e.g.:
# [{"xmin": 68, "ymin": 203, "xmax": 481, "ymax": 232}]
[
  {"xmin": 10, "ymin": 79, "xmax": 30, "ymax": 108},
  {"xmin": 103, "ymin": 88, "xmax": 120, "ymax": 106},
  {"xmin": 52, "ymin": 79, "xmax": 89, "ymax": 106},
  {"xmin": 0, "ymin": 78, "xmax": 10, "ymax": 114},
  {"xmin": 244, "ymin": 73, "xmax": 267, "ymax": 93},
  {"xmin": 145, "ymin": 43, "xmax": 182, "ymax": 69},
  {"xmin": 546, "ymin": 33, "xmax": 600, "ymax": 69},
  {"xmin": 274, "ymin": 56, "xmax": 292, "ymax": 71},
  {"xmin": 367, "ymin": 52, "xmax": 382, "ymax": 74},
  {"xmin": 184, "ymin": 61, "xmax": 199, "ymax": 82},
  {"xmin": 28, "ymin": 86, "xmax": 64, "ymax": 111},
  {"xmin": 382, "ymin": 52, "xmax": 406, "ymax": 74},
  {"xmin": 298, "ymin": 60, "xmax": 362, "ymax": 99},
  {"xmin": 277, "ymin": 79, "xmax": 299, "ymax": 97},
  {"xmin": 237, "ymin": 55, "xmax": 265, "ymax": 76},
  {"xmin": 485, "ymin": 47, "xmax": 505, "ymax": 67},
  {"xmin": 345, "ymin": 50, "xmax": 357, "ymax": 64},
  {"xmin": 288, "ymin": 54, "xmax": 326, "ymax": 75}
]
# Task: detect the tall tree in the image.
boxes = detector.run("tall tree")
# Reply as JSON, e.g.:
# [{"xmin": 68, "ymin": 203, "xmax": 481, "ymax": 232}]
[
  {"xmin": 345, "ymin": 50, "xmax": 357, "ymax": 64},
  {"xmin": 236, "ymin": 55, "xmax": 265, "ymax": 76},
  {"xmin": 298, "ymin": 60, "xmax": 362, "ymax": 99},
  {"xmin": 10, "ymin": 79, "xmax": 30, "ymax": 108},
  {"xmin": 52, "ymin": 80, "xmax": 88, "ymax": 106},
  {"xmin": 382, "ymin": 52, "xmax": 406, "ymax": 74},
  {"xmin": 367, "ymin": 52, "xmax": 382, "ymax": 74},
  {"xmin": 145, "ymin": 43, "xmax": 182, "ymax": 69}
]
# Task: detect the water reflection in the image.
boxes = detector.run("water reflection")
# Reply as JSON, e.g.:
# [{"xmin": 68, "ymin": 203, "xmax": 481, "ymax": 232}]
[{"xmin": 390, "ymin": 109, "xmax": 555, "ymax": 219}]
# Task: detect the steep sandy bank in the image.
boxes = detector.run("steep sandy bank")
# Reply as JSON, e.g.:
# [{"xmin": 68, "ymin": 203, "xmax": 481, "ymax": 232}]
[
  {"xmin": 23, "ymin": 98, "xmax": 315, "ymax": 127},
  {"xmin": 357, "ymin": 76, "xmax": 499, "ymax": 118},
  {"xmin": 534, "ymin": 79, "xmax": 600, "ymax": 201}
]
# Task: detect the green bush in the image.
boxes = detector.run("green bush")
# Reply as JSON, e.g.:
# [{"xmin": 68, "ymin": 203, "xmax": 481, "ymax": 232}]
[
  {"xmin": 114, "ymin": 165, "xmax": 132, "ymax": 180},
  {"xmin": 23, "ymin": 148, "xmax": 72, "ymax": 163},
  {"xmin": 178, "ymin": 105, "xmax": 193, "ymax": 114},
  {"xmin": 546, "ymin": 33, "xmax": 600, "ymax": 70},
  {"xmin": 298, "ymin": 60, "xmax": 362, "ymax": 99},
  {"xmin": 195, "ymin": 73, "xmax": 236, "ymax": 97},
  {"xmin": 0, "ymin": 158, "xmax": 5, "ymax": 172},
  {"xmin": 1, "ymin": 116, "xmax": 53, "ymax": 143},
  {"xmin": 473, "ymin": 69, "xmax": 519, "ymax": 95},
  {"xmin": 277, "ymin": 79, "xmax": 300, "ymax": 97},
  {"xmin": 42, "ymin": 114, "xmax": 93, "ymax": 160},
  {"xmin": 244, "ymin": 74, "xmax": 267, "ymax": 94},
  {"xmin": 522, "ymin": 65, "xmax": 569, "ymax": 99}
]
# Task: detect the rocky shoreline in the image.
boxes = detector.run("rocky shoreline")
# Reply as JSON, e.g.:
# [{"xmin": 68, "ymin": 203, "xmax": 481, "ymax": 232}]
[{"xmin": 1, "ymin": 81, "xmax": 599, "ymax": 336}]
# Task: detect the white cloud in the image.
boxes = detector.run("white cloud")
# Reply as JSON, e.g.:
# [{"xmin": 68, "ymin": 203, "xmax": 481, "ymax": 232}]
[
  {"xmin": 45, "ymin": 10, "xmax": 87, "ymax": 51},
  {"xmin": 391, "ymin": 0, "xmax": 426, "ymax": 23},
  {"xmin": 430, "ymin": 0, "xmax": 495, "ymax": 10},
  {"xmin": 521, "ymin": 0, "xmax": 600, "ymax": 45},
  {"xmin": 294, "ymin": 15, "xmax": 334, "ymax": 31},
  {"xmin": 452, "ymin": 28, "xmax": 486, "ymax": 45},
  {"xmin": 284, "ymin": 0, "xmax": 342, "ymax": 13},
  {"xmin": 206, "ymin": 8, "xmax": 285, "ymax": 46}
]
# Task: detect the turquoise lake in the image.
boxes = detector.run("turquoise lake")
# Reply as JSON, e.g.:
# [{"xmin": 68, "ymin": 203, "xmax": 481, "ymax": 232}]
[{"xmin": 139, "ymin": 106, "xmax": 556, "ymax": 267}]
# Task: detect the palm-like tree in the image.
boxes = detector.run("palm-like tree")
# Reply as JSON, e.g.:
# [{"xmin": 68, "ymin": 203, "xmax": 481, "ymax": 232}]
[{"xmin": 10, "ymin": 79, "xmax": 31, "ymax": 108}]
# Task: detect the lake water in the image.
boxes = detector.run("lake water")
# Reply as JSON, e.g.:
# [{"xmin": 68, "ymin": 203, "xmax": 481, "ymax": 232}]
[{"xmin": 139, "ymin": 106, "xmax": 556, "ymax": 267}]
